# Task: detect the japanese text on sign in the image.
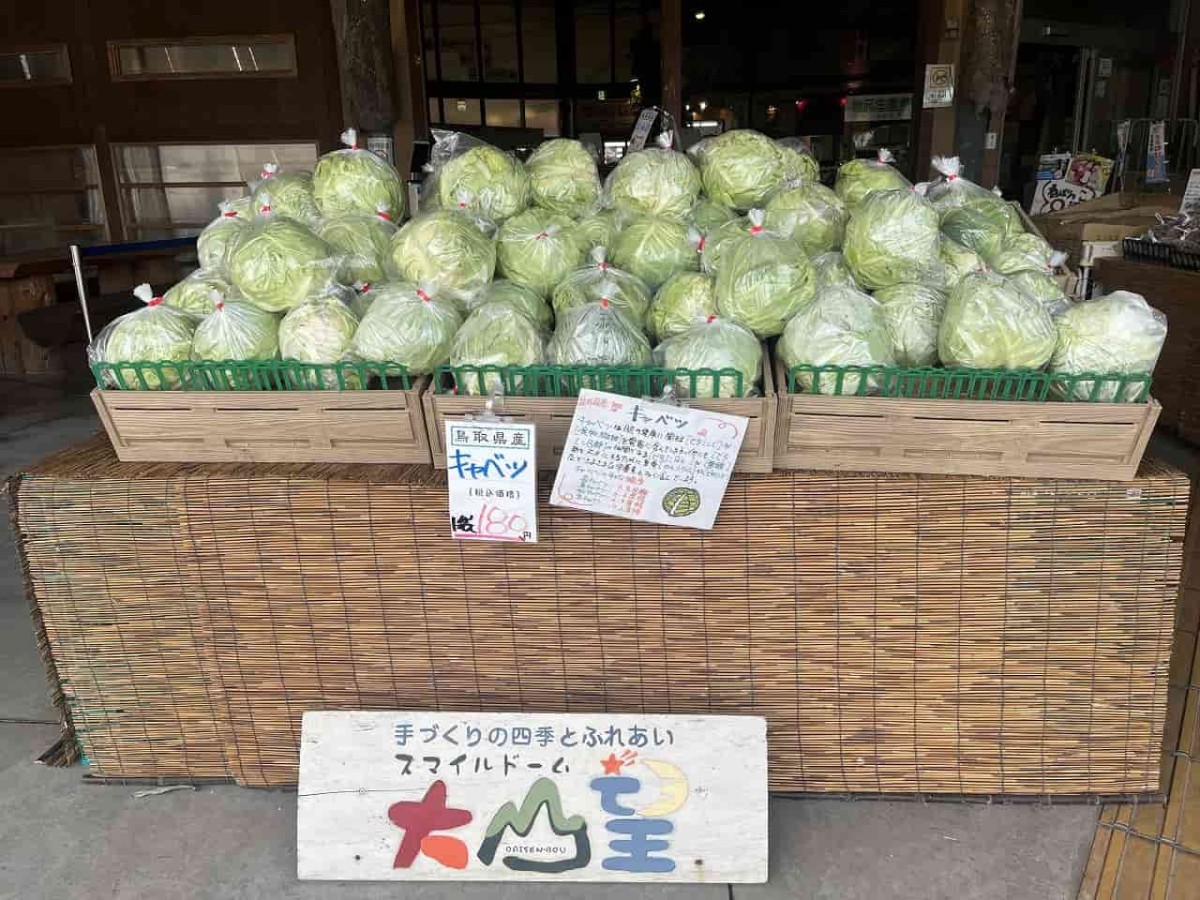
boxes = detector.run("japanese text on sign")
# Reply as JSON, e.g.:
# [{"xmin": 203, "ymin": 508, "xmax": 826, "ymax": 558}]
[
  {"xmin": 446, "ymin": 421, "xmax": 537, "ymax": 543},
  {"xmin": 550, "ymin": 389, "xmax": 746, "ymax": 531}
]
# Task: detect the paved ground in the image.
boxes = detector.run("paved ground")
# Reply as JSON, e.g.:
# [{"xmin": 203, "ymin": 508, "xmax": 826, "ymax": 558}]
[{"xmin": 0, "ymin": 381, "xmax": 1101, "ymax": 899}]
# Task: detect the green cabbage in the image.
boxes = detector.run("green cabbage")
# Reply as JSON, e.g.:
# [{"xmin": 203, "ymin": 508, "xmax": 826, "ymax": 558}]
[
  {"xmin": 351, "ymin": 283, "xmax": 463, "ymax": 374},
  {"xmin": 654, "ymin": 317, "xmax": 761, "ymax": 398},
  {"xmin": 278, "ymin": 292, "xmax": 360, "ymax": 387},
  {"xmin": 450, "ymin": 301, "xmax": 545, "ymax": 394},
  {"xmin": 811, "ymin": 252, "xmax": 858, "ymax": 290},
  {"xmin": 226, "ymin": 195, "xmax": 254, "ymax": 218},
  {"xmin": 699, "ymin": 216, "xmax": 752, "ymax": 276},
  {"xmin": 874, "ymin": 282, "xmax": 947, "ymax": 367},
  {"xmin": 777, "ymin": 286, "xmax": 895, "ymax": 393},
  {"xmin": 693, "ymin": 129, "xmax": 786, "ymax": 211},
  {"xmin": 985, "ymin": 232, "xmax": 1055, "ymax": 275},
  {"xmin": 467, "ymin": 280, "xmax": 553, "ymax": 331},
  {"xmin": 191, "ymin": 299, "xmax": 279, "ymax": 362},
  {"xmin": 196, "ymin": 203, "xmax": 250, "ymax": 273},
  {"xmin": 349, "ymin": 285, "xmax": 374, "ymax": 319},
  {"xmin": 496, "ymin": 208, "xmax": 584, "ymax": 296},
  {"xmin": 312, "ymin": 134, "xmax": 405, "ymax": 220},
  {"xmin": 552, "ymin": 249, "xmax": 652, "ymax": 325},
  {"xmin": 90, "ymin": 285, "xmax": 197, "ymax": 389},
  {"xmin": 687, "ymin": 198, "xmax": 736, "ymax": 234},
  {"xmin": 548, "ymin": 300, "xmax": 651, "ymax": 366},
  {"xmin": 437, "ymin": 142, "xmax": 530, "ymax": 222},
  {"xmin": 163, "ymin": 269, "xmax": 235, "ymax": 316},
  {"xmin": 525, "ymin": 139, "xmax": 601, "ymax": 218},
  {"xmin": 228, "ymin": 216, "xmax": 338, "ymax": 313},
  {"xmin": 610, "ymin": 215, "xmax": 699, "ymax": 289},
  {"xmin": 317, "ymin": 211, "xmax": 397, "ymax": 284},
  {"xmin": 605, "ymin": 135, "xmax": 701, "ymax": 218},
  {"xmin": 715, "ymin": 211, "xmax": 815, "ymax": 338},
  {"xmin": 251, "ymin": 167, "xmax": 320, "ymax": 223},
  {"xmin": 778, "ymin": 138, "xmax": 820, "ymax": 183},
  {"xmin": 843, "ymin": 189, "xmax": 940, "ymax": 290},
  {"xmin": 939, "ymin": 195, "xmax": 1022, "ymax": 259},
  {"xmin": 574, "ymin": 208, "xmax": 624, "ymax": 253},
  {"xmin": 648, "ymin": 271, "xmax": 717, "ymax": 341},
  {"xmin": 763, "ymin": 180, "xmax": 848, "ymax": 256},
  {"xmin": 389, "ymin": 210, "xmax": 497, "ymax": 303},
  {"xmin": 924, "ymin": 156, "xmax": 997, "ymax": 215},
  {"xmin": 1010, "ymin": 270, "xmax": 1070, "ymax": 316},
  {"xmin": 835, "ymin": 150, "xmax": 911, "ymax": 211},
  {"xmin": 1050, "ymin": 291, "xmax": 1167, "ymax": 400},
  {"xmin": 938, "ymin": 271, "xmax": 1056, "ymax": 369},
  {"xmin": 939, "ymin": 237, "xmax": 984, "ymax": 289}
]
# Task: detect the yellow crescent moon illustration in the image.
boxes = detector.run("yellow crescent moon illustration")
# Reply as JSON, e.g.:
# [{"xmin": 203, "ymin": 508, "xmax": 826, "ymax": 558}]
[{"xmin": 635, "ymin": 759, "xmax": 689, "ymax": 817}]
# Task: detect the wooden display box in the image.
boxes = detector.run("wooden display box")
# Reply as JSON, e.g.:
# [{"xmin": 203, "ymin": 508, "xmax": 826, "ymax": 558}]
[
  {"xmin": 92, "ymin": 380, "xmax": 432, "ymax": 464},
  {"xmin": 424, "ymin": 360, "xmax": 776, "ymax": 473},
  {"xmin": 772, "ymin": 358, "xmax": 1160, "ymax": 481}
]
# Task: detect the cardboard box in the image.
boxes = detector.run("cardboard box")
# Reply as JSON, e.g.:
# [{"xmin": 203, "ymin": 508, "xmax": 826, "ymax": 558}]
[{"xmin": 1033, "ymin": 192, "xmax": 1178, "ymax": 268}]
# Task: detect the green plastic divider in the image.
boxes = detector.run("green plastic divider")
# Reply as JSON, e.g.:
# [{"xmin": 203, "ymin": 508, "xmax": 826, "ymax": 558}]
[
  {"xmin": 432, "ymin": 363, "xmax": 748, "ymax": 399},
  {"xmin": 92, "ymin": 359, "xmax": 412, "ymax": 392}
]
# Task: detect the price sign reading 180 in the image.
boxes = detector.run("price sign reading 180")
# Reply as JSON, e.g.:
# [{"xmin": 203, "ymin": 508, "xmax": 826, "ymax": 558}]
[{"xmin": 445, "ymin": 421, "xmax": 538, "ymax": 544}]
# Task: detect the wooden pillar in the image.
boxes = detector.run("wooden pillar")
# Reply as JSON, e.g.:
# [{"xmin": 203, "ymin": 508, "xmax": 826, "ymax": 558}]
[
  {"xmin": 913, "ymin": 0, "xmax": 964, "ymax": 180},
  {"xmin": 954, "ymin": 0, "xmax": 1023, "ymax": 187},
  {"xmin": 330, "ymin": 0, "xmax": 398, "ymax": 133},
  {"xmin": 660, "ymin": 0, "xmax": 683, "ymax": 127},
  {"xmin": 392, "ymin": 0, "xmax": 428, "ymax": 176}
]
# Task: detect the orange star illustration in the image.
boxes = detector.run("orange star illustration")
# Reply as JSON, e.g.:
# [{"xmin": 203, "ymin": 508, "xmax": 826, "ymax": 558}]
[{"xmin": 601, "ymin": 752, "xmax": 625, "ymax": 775}]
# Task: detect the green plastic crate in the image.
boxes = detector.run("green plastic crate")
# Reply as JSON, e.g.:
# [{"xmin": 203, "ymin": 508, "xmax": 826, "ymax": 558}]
[
  {"xmin": 92, "ymin": 359, "xmax": 412, "ymax": 392},
  {"xmin": 433, "ymin": 363, "xmax": 749, "ymax": 399}
]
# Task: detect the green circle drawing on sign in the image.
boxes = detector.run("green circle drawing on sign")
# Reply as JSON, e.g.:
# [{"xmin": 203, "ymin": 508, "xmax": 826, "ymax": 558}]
[{"xmin": 662, "ymin": 487, "xmax": 702, "ymax": 517}]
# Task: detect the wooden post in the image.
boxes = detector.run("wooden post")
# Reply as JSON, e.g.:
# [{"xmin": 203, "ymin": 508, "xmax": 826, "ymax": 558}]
[
  {"xmin": 913, "ymin": 0, "xmax": 964, "ymax": 180},
  {"xmin": 329, "ymin": 0, "xmax": 398, "ymax": 134},
  {"xmin": 391, "ymin": 0, "xmax": 428, "ymax": 177},
  {"xmin": 660, "ymin": 0, "xmax": 683, "ymax": 128}
]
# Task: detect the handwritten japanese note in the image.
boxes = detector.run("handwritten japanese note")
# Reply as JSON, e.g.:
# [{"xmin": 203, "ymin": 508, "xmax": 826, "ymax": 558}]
[
  {"xmin": 550, "ymin": 389, "xmax": 747, "ymax": 531},
  {"xmin": 445, "ymin": 421, "xmax": 537, "ymax": 543},
  {"xmin": 298, "ymin": 711, "xmax": 768, "ymax": 883}
]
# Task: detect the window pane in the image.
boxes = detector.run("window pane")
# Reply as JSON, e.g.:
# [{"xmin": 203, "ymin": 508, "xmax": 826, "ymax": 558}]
[
  {"xmin": 111, "ymin": 37, "xmax": 296, "ymax": 78},
  {"xmin": 0, "ymin": 146, "xmax": 105, "ymax": 256},
  {"xmin": 115, "ymin": 143, "xmax": 317, "ymax": 185},
  {"xmin": 0, "ymin": 146, "xmax": 98, "ymax": 192},
  {"xmin": 438, "ymin": 0, "xmax": 479, "ymax": 81},
  {"xmin": 480, "ymin": 0, "xmax": 519, "ymax": 82},
  {"xmin": 0, "ymin": 46, "xmax": 71, "ymax": 84},
  {"xmin": 521, "ymin": 0, "xmax": 557, "ymax": 83},
  {"xmin": 524, "ymin": 100, "xmax": 560, "ymax": 137},
  {"xmin": 123, "ymin": 186, "xmax": 247, "ymax": 234},
  {"xmin": 485, "ymin": 98, "xmax": 522, "ymax": 128},
  {"xmin": 615, "ymin": 0, "xmax": 656, "ymax": 83},
  {"xmin": 575, "ymin": 1, "xmax": 611, "ymax": 84},
  {"xmin": 443, "ymin": 97, "xmax": 482, "ymax": 126}
]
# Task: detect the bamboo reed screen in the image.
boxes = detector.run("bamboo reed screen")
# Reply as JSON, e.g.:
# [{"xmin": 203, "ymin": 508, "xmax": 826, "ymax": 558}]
[{"xmin": 10, "ymin": 435, "xmax": 1190, "ymax": 796}]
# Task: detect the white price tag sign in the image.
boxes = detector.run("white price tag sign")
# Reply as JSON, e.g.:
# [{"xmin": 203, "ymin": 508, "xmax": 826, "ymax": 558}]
[
  {"xmin": 445, "ymin": 420, "xmax": 537, "ymax": 543},
  {"xmin": 627, "ymin": 108, "xmax": 660, "ymax": 152},
  {"xmin": 550, "ymin": 389, "xmax": 747, "ymax": 531}
]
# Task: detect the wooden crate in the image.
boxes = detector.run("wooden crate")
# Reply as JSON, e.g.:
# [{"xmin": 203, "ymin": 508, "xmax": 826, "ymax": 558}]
[
  {"xmin": 92, "ymin": 380, "xmax": 432, "ymax": 464},
  {"xmin": 423, "ymin": 358, "xmax": 776, "ymax": 473},
  {"xmin": 773, "ymin": 358, "xmax": 1160, "ymax": 481}
]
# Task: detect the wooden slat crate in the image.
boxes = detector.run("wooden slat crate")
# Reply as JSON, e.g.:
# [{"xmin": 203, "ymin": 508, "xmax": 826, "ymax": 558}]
[
  {"xmin": 773, "ymin": 359, "xmax": 1160, "ymax": 481},
  {"xmin": 92, "ymin": 381, "xmax": 432, "ymax": 464},
  {"xmin": 423, "ymin": 356, "xmax": 776, "ymax": 473}
]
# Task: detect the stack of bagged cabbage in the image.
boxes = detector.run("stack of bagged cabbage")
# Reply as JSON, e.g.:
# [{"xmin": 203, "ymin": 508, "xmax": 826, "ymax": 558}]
[{"xmin": 92, "ymin": 127, "xmax": 1167, "ymax": 402}]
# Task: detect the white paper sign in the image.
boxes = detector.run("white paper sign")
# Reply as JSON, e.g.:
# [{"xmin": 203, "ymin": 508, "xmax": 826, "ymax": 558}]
[
  {"xmin": 445, "ymin": 420, "xmax": 537, "ymax": 543},
  {"xmin": 922, "ymin": 63, "xmax": 955, "ymax": 108},
  {"xmin": 1029, "ymin": 178, "xmax": 1099, "ymax": 215},
  {"xmin": 627, "ymin": 108, "xmax": 660, "ymax": 152},
  {"xmin": 550, "ymin": 389, "xmax": 746, "ymax": 530},
  {"xmin": 297, "ymin": 711, "xmax": 768, "ymax": 883},
  {"xmin": 1181, "ymin": 169, "xmax": 1200, "ymax": 213}
]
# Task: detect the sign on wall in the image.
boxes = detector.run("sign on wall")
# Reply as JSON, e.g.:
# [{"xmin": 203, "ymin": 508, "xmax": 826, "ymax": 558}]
[
  {"xmin": 843, "ymin": 93, "xmax": 913, "ymax": 123},
  {"xmin": 297, "ymin": 711, "xmax": 768, "ymax": 883},
  {"xmin": 922, "ymin": 63, "xmax": 955, "ymax": 108}
]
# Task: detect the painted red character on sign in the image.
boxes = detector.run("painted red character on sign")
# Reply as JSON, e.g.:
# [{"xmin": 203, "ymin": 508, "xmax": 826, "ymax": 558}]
[{"xmin": 388, "ymin": 780, "xmax": 472, "ymax": 869}]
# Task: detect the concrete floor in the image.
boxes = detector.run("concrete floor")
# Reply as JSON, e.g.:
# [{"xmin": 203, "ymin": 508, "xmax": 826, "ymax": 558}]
[{"xmin": 0, "ymin": 381, "xmax": 1102, "ymax": 899}]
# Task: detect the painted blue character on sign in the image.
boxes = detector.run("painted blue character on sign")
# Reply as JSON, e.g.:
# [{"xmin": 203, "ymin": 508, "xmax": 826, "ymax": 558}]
[{"xmin": 589, "ymin": 751, "xmax": 684, "ymax": 874}]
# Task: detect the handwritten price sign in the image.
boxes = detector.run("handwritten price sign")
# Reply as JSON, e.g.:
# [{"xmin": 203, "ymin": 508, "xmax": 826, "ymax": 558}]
[{"xmin": 445, "ymin": 421, "xmax": 538, "ymax": 543}]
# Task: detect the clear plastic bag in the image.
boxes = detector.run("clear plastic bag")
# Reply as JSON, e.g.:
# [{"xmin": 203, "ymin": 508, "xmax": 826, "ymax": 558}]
[
  {"xmin": 843, "ymin": 188, "xmax": 941, "ymax": 290},
  {"xmin": 1050, "ymin": 290, "xmax": 1167, "ymax": 400},
  {"xmin": 939, "ymin": 189, "xmax": 1023, "ymax": 259},
  {"xmin": 250, "ymin": 162, "xmax": 320, "ymax": 224},
  {"xmin": 700, "ymin": 215, "xmax": 753, "ymax": 276},
  {"xmin": 777, "ymin": 285, "xmax": 895, "ymax": 393},
  {"xmin": 715, "ymin": 210, "xmax": 815, "ymax": 338},
  {"xmin": 466, "ymin": 279, "xmax": 553, "ymax": 331},
  {"xmin": 196, "ymin": 200, "xmax": 251, "ymax": 273},
  {"xmin": 923, "ymin": 156, "xmax": 997, "ymax": 214},
  {"xmin": 654, "ymin": 315, "xmax": 761, "ymax": 398},
  {"xmin": 777, "ymin": 137, "xmax": 820, "ymax": 183},
  {"xmin": 985, "ymin": 234, "xmax": 1060, "ymax": 276},
  {"xmin": 1010, "ymin": 269, "xmax": 1071, "ymax": 316},
  {"xmin": 648, "ymin": 271, "xmax": 717, "ymax": 341},
  {"xmin": 548, "ymin": 298, "xmax": 651, "ymax": 367},
  {"xmin": 496, "ymin": 208, "xmax": 585, "ymax": 296},
  {"xmin": 389, "ymin": 209, "xmax": 497, "ymax": 306},
  {"xmin": 316, "ymin": 205, "xmax": 398, "ymax": 284},
  {"xmin": 610, "ymin": 215, "xmax": 700, "ymax": 290},
  {"xmin": 605, "ymin": 131, "xmax": 701, "ymax": 219},
  {"xmin": 227, "ymin": 198, "xmax": 341, "ymax": 313},
  {"xmin": 191, "ymin": 299, "xmax": 280, "ymax": 362},
  {"xmin": 162, "ymin": 268, "xmax": 237, "ymax": 316},
  {"xmin": 525, "ymin": 138, "xmax": 601, "ymax": 218},
  {"xmin": 551, "ymin": 247, "xmax": 652, "ymax": 327},
  {"xmin": 351, "ymin": 282, "xmax": 463, "ymax": 374},
  {"xmin": 687, "ymin": 197, "xmax": 736, "ymax": 235},
  {"xmin": 88, "ymin": 284, "xmax": 198, "ymax": 389},
  {"xmin": 938, "ymin": 236, "xmax": 985, "ymax": 290},
  {"xmin": 450, "ymin": 301, "xmax": 546, "ymax": 394},
  {"xmin": 874, "ymin": 282, "xmax": 947, "ymax": 367},
  {"xmin": 278, "ymin": 290, "xmax": 361, "ymax": 387},
  {"xmin": 312, "ymin": 128, "xmax": 406, "ymax": 220},
  {"xmin": 835, "ymin": 148, "xmax": 911, "ymax": 211},
  {"xmin": 763, "ymin": 179, "xmax": 848, "ymax": 256},
  {"xmin": 574, "ymin": 207, "xmax": 626, "ymax": 254},
  {"xmin": 811, "ymin": 251, "xmax": 859, "ymax": 290},
  {"xmin": 425, "ymin": 129, "xmax": 530, "ymax": 223},
  {"xmin": 938, "ymin": 271, "xmax": 1057, "ymax": 370},
  {"xmin": 692, "ymin": 128, "xmax": 787, "ymax": 211}
]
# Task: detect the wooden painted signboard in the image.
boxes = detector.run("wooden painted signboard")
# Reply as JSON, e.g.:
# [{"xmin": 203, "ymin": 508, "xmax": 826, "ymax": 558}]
[{"xmin": 297, "ymin": 712, "xmax": 768, "ymax": 883}]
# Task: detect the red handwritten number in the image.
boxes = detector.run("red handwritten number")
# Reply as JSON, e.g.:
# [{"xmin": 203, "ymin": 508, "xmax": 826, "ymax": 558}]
[{"xmin": 480, "ymin": 504, "xmax": 529, "ymax": 539}]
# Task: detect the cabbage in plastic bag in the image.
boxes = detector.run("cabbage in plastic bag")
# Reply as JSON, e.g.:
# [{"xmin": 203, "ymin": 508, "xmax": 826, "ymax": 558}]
[
  {"xmin": 605, "ymin": 132, "xmax": 701, "ymax": 218},
  {"xmin": 700, "ymin": 215, "xmax": 753, "ymax": 276},
  {"xmin": 389, "ymin": 210, "xmax": 497, "ymax": 303},
  {"xmin": 191, "ymin": 299, "xmax": 279, "ymax": 363},
  {"xmin": 874, "ymin": 282, "xmax": 947, "ymax": 367},
  {"xmin": 552, "ymin": 247, "xmax": 652, "ymax": 326},
  {"xmin": 611, "ymin": 215, "xmax": 699, "ymax": 290},
  {"xmin": 778, "ymin": 138, "xmax": 820, "ymax": 183},
  {"xmin": 693, "ymin": 129, "xmax": 785, "ymax": 211},
  {"xmin": 467, "ymin": 279, "xmax": 553, "ymax": 331},
  {"xmin": 648, "ymin": 271, "xmax": 717, "ymax": 341},
  {"xmin": 228, "ymin": 207, "xmax": 339, "ymax": 313},
  {"xmin": 89, "ymin": 284, "xmax": 198, "ymax": 389},
  {"xmin": 226, "ymin": 195, "xmax": 254, "ymax": 218},
  {"xmin": 938, "ymin": 271, "xmax": 1056, "ymax": 369},
  {"xmin": 312, "ymin": 129, "xmax": 405, "ymax": 220},
  {"xmin": 688, "ymin": 197, "xmax": 736, "ymax": 235},
  {"xmin": 843, "ymin": 189, "xmax": 940, "ymax": 290},
  {"xmin": 940, "ymin": 193, "xmax": 1022, "ymax": 259},
  {"xmin": 811, "ymin": 251, "xmax": 858, "ymax": 290},
  {"xmin": 939, "ymin": 236, "xmax": 985, "ymax": 289},
  {"xmin": 496, "ymin": 208, "xmax": 584, "ymax": 296},
  {"xmin": 1010, "ymin": 269, "xmax": 1071, "ymax": 316},
  {"xmin": 525, "ymin": 138, "xmax": 601, "ymax": 218},
  {"xmin": 777, "ymin": 285, "xmax": 895, "ymax": 393},
  {"xmin": 351, "ymin": 283, "xmax": 463, "ymax": 374},
  {"xmin": 923, "ymin": 156, "xmax": 997, "ymax": 215},
  {"xmin": 835, "ymin": 149, "xmax": 911, "ymax": 211},
  {"xmin": 196, "ymin": 202, "xmax": 251, "ymax": 273},
  {"xmin": 984, "ymin": 233, "xmax": 1057, "ymax": 275},
  {"xmin": 433, "ymin": 132, "xmax": 530, "ymax": 222},
  {"xmin": 251, "ymin": 164, "xmax": 320, "ymax": 224},
  {"xmin": 163, "ymin": 269, "xmax": 235, "ymax": 316},
  {"xmin": 317, "ymin": 209, "xmax": 397, "ymax": 284},
  {"xmin": 764, "ymin": 180, "xmax": 848, "ymax": 256},
  {"xmin": 278, "ymin": 291, "xmax": 361, "ymax": 387},
  {"xmin": 548, "ymin": 299, "xmax": 651, "ymax": 366},
  {"xmin": 715, "ymin": 210, "xmax": 815, "ymax": 338},
  {"xmin": 450, "ymin": 301, "xmax": 545, "ymax": 394},
  {"xmin": 574, "ymin": 208, "xmax": 624, "ymax": 253},
  {"xmin": 654, "ymin": 316, "xmax": 761, "ymax": 398},
  {"xmin": 349, "ymin": 283, "xmax": 375, "ymax": 319},
  {"xmin": 1050, "ymin": 291, "xmax": 1167, "ymax": 400}
]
